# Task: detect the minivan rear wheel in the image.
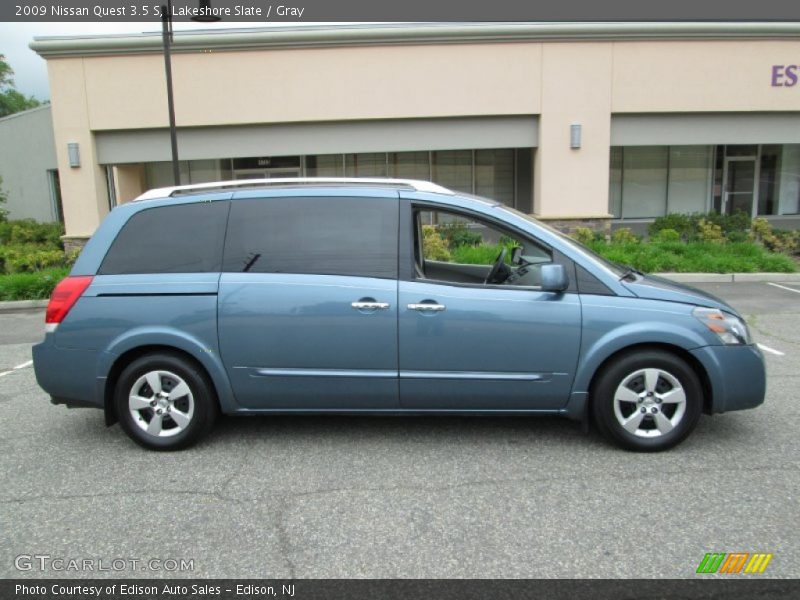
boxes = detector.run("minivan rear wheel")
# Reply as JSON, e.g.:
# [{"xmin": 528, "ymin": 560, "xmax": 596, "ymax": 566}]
[
  {"xmin": 592, "ymin": 350, "xmax": 703, "ymax": 452},
  {"xmin": 114, "ymin": 353, "xmax": 218, "ymax": 450}
]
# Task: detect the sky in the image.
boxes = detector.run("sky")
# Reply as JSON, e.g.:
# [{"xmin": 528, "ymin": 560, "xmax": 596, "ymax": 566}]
[{"xmin": 0, "ymin": 22, "xmax": 330, "ymax": 101}]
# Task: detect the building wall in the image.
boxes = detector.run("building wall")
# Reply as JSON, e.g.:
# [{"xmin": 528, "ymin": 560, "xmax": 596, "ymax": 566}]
[
  {"xmin": 38, "ymin": 33, "xmax": 800, "ymax": 238},
  {"xmin": 0, "ymin": 106, "xmax": 58, "ymax": 222}
]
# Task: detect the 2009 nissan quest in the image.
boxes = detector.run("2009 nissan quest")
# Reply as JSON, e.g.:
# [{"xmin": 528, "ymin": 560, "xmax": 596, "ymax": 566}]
[{"xmin": 33, "ymin": 178, "xmax": 766, "ymax": 451}]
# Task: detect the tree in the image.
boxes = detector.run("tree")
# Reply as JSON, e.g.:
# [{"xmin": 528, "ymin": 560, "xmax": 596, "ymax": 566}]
[{"xmin": 0, "ymin": 55, "xmax": 41, "ymax": 118}]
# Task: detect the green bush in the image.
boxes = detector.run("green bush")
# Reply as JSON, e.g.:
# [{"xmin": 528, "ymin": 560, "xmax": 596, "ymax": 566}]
[
  {"xmin": 611, "ymin": 228, "xmax": 640, "ymax": 245},
  {"xmin": 751, "ymin": 217, "xmax": 800, "ymax": 255},
  {"xmin": 571, "ymin": 227, "xmax": 596, "ymax": 245},
  {"xmin": 0, "ymin": 267, "xmax": 69, "ymax": 301},
  {"xmin": 0, "ymin": 244, "xmax": 69, "ymax": 273},
  {"xmin": 0, "ymin": 219, "xmax": 64, "ymax": 248},
  {"xmin": 589, "ymin": 240, "xmax": 796, "ymax": 273},
  {"xmin": 648, "ymin": 211, "xmax": 752, "ymax": 241},
  {"xmin": 653, "ymin": 228, "xmax": 681, "ymax": 243},
  {"xmin": 648, "ymin": 213, "xmax": 696, "ymax": 240},
  {"xmin": 438, "ymin": 221, "xmax": 482, "ymax": 248},
  {"xmin": 697, "ymin": 219, "xmax": 726, "ymax": 244},
  {"xmin": 421, "ymin": 225, "xmax": 451, "ymax": 261},
  {"xmin": 704, "ymin": 211, "xmax": 752, "ymax": 236}
]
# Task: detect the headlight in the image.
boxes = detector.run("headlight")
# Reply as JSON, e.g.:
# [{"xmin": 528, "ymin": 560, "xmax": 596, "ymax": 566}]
[{"xmin": 692, "ymin": 307, "xmax": 752, "ymax": 345}]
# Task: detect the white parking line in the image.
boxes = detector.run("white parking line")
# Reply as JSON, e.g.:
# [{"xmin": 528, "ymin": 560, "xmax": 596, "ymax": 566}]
[
  {"xmin": 757, "ymin": 343, "xmax": 786, "ymax": 357},
  {"xmin": 767, "ymin": 282, "xmax": 800, "ymax": 294},
  {"xmin": 0, "ymin": 359, "xmax": 33, "ymax": 379}
]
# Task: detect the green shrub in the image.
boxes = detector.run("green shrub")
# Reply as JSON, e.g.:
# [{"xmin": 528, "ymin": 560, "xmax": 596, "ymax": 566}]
[
  {"xmin": 653, "ymin": 228, "xmax": 681, "ymax": 243},
  {"xmin": 704, "ymin": 211, "xmax": 752, "ymax": 237},
  {"xmin": 421, "ymin": 225, "xmax": 451, "ymax": 261},
  {"xmin": 697, "ymin": 219, "xmax": 725, "ymax": 244},
  {"xmin": 772, "ymin": 229, "xmax": 800, "ymax": 255},
  {"xmin": 588, "ymin": 239, "xmax": 796, "ymax": 274},
  {"xmin": 0, "ymin": 219, "xmax": 64, "ymax": 248},
  {"xmin": 0, "ymin": 244, "xmax": 68, "ymax": 273},
  {"xmin": 571, "ymin": 227, "xmax": 596, "ymax": 245},
  {"xmin": 649, "ymin": 211, "xmax": 752, "ymax": 242},
  {"xmin": 648, "ymin": 213, "xmax": 695, "ymax": 240},
  {"xmin": 439, "ymin": 221, "xmax": 482, "ymax": 248},
  {"xmin": 0, "ymin": 267, "xmax": 69, "ymax": 301},
  {"xmin": 751, "ymin": 218, "xmax": 800, "ymax": 255},
  {"xmin": 611, "ymin": 228, "xmax": 640, "ymax": 245},
  {"xmin": 726, "ymin": 230, "xmax": 750, "ymax": 244}
]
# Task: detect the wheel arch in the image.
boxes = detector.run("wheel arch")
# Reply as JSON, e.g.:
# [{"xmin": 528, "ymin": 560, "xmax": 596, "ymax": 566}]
[
  {"xmin": 102, "ymin": 344, "xmax": 235, "ymax": 426},
  {"xmin": 587, "ymin": 342, "xmax": 713, "ymax": 417}
]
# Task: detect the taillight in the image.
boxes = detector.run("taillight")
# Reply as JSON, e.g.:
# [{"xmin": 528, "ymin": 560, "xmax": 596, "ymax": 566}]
[{"xmin": 45, "ymin": 276, "xmax": 94, "ymax": 329}]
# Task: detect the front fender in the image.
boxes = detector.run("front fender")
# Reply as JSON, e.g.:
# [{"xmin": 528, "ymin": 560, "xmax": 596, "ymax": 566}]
[
  {"xmin": 571, "ymin": 296, "xmax": 716, "ymax": 396},
  {"xmin": 97, "ymin": 327, "xmax": 239, "ymax": 414}
]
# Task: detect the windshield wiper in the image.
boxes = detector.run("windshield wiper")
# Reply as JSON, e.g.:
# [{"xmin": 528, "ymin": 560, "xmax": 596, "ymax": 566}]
[{"xmin": 242, "ymin": 253, "xmax": 261, "ymax": 273}]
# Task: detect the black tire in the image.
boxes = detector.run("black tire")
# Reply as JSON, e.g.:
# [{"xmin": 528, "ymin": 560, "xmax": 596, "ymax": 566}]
[
  {"xmin": 591, "ymin": 349, "xmax": 703, "ymax": 452},
  {"xmin": 114, "ymin": 352, "xmax": 219, "ymax": 451}
]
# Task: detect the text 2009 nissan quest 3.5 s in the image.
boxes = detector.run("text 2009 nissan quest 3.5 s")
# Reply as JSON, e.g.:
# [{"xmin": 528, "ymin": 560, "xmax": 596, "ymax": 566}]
[{"xmin": 33, "ymin": 178, "xmax": 766, "ymax": 451}]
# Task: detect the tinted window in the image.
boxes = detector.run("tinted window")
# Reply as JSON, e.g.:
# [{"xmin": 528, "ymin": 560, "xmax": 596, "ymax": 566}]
[
  {"xmin": 99, "ymin": 201, "xmax": 229, "ymax": 275},
  {"xmin": 223, "ymin": 197, "xmax": 398, "ymax": 278}
]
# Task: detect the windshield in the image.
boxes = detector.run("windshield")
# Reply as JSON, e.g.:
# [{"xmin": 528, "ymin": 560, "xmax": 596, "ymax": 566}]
[{"xmin": 499, "ymin": 206, "xmax": 628, "ymax": 278}]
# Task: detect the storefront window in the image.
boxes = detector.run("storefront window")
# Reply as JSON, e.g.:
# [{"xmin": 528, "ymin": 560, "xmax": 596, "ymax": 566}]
[
  {"xmin": 345, "ymin": 153, "xmax": 387, "ymax": 177},
  {"xmin": 609, "ymin": 147, "xmax": 622, "ymax": 217},
  {"xmin": 667, "ymin": 146, "xmax": 712, "ymax": 214},
  {"xmin": 611, "ymin": 146, "xmax": 712, "ymax": 218},
  {"xmin": 759, "ymin": 145, "xmax": 781, "ymax": 216},
  {"xmin": 621, "ymin": 146, "xmax": 669, "ymax": 218},
  {"xmin": 139, "ymin": 149, "xmax": 531, "ymax": 210},
  {"xmin": 305, "ymin": 154, "xmax": 342, "ymax": 177},
  {"xmin": 778, "ymin": 144, "xmax": 800, "ymax": 215},
  {"xmin": 475, "ymin": 149, "xmax": 515, "ymax": 206},
  {"xmin": 389, "ymin": 151, "xmax": 429, "ymax": 180},
  {"xmin": 432, "ymin": 150, "xmax": 473, "ymax": 195},
  {"xmin": 145, "ymin": 161, "xmax": 190, "ymax": 189}
]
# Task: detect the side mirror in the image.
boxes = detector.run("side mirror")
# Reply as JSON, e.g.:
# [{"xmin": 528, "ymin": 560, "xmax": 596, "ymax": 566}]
[{"xmin": 540, "ymin": 264, "xmax": 569, "ymax": 292}]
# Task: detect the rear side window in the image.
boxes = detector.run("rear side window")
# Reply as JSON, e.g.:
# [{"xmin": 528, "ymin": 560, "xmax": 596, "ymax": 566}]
[
  {"xmin": 99, "ymin": 201, "xmax": 229, "ymax": 275},
  {"xmin": 223, "ymin": 197, "xmax": 398, "ymax": 278}
]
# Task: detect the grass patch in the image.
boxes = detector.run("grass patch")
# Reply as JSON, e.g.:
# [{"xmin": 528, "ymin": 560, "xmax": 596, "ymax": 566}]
[
  {"xmin": 587, "ymin": 240, "xmax": 797, "ymax": 273},
  {"xmin": 0, "ymin": 267, "xmax": 69, "ymax": 301}
]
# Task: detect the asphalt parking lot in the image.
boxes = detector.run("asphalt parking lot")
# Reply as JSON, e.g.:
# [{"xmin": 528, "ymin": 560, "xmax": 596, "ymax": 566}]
[{"xmin": 0, "ymin": 282, "xmax": 798, "ymax": 579}]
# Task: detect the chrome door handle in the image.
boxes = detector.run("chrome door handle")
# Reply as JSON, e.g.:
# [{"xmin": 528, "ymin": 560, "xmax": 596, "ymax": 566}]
[
  {"xmin": 351, "ymin": 301, "xmax": 390, "ymax": 310},
  {"xmin": 407, "ymin": 303, "xmax": 446, "ymax": 312}
]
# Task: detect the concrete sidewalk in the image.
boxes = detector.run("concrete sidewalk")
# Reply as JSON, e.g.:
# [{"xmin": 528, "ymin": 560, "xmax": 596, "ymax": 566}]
[{"xmin": 657, "ymin": 272, "xmax": 800, "ymax": 283}]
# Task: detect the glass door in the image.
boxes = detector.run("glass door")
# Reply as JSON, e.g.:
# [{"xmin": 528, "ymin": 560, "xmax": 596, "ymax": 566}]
[{"xmin": 722, "ymin": 156, "xmax": 757, "ymax": 216}]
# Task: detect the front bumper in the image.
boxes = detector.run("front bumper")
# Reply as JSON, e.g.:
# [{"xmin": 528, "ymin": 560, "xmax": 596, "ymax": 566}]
[{"xmin": 690, "ymin": 344, "xmax": 766, "ymax": 414}]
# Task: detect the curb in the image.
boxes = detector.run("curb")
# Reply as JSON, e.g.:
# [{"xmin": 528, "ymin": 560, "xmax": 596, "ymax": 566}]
[
  {"xmin": 0, "ymin": 299, "xmax": 48, "ymax": 312},
  {"xmin": 659, "ymin": 273, "xmax": 800, "ymax": 284}
]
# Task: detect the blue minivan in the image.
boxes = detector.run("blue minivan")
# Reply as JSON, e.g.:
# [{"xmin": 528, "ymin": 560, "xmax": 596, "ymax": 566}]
[{"xmin": 33, "ymin": 178, "xmax": 766, "ymax": 451}]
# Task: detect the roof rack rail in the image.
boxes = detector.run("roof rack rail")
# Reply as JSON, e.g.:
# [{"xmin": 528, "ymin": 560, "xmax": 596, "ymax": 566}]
[{"xmin": 134, "ymin": 177, "xmax": 454, "ymax": 201}]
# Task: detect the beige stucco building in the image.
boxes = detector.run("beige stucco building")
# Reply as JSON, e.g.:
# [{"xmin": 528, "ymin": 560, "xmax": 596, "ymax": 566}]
[{"xmin": 29, "ymin": 22, "xmax": 800, "ymax": 247}]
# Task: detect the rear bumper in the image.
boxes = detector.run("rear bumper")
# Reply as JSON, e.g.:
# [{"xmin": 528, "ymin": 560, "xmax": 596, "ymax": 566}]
[
  {"xmin": 690, "ymin": 344, "xmax": 766, "ymax": 413},
  {"xmin": 32, "ymin": 337, "xmax": 103, "ymax": 410}
]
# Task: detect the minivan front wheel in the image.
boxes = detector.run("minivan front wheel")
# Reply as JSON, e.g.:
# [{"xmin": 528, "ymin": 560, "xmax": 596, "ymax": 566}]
[
  {"xmin": 592, "ymin": 350, "xmax": 703, "ymax": 452},
  {"xmin": 114, "ymin": 353, "xmax": 218, "ymax": 450}
]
